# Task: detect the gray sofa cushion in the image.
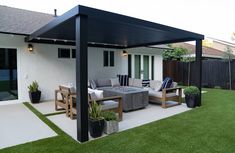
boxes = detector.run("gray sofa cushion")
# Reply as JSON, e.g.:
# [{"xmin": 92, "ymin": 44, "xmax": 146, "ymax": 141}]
[
  {"xmin": 101, "ymin": 100, "xmax": 118, "ymax": 110},
  {"xmin": 96, "ymin": 78, "xmax": 111, "ymax": 87}
]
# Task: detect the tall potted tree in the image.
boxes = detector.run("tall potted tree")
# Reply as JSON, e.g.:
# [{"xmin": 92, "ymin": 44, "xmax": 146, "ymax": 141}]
[
  {"xmin": 28, "ymin": 81, "xmax": 41, "ymax": 104},
  {"xmin": 89, "ymin": 101, "xmax": 104, "ymax": 138},
  {"xmin": 184, "ymin": 86, "xmax": 200, "ymax": 108},
  {"xmin": 102, "ymin": 111, "xmax": 119, "ymax": 134}
]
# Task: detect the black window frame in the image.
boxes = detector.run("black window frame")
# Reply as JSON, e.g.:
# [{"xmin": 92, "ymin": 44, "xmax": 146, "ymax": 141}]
[
  {"xmin": 58, "ymin": 48, "xmax": 71, "ymax": 58},
  {"xmin": 72, "ymin": 49, "xmax": 76, "ymax": 58},
  {"xmin": 109, "ymin": 51, "xmax": 114, "ymax": 67},
  {"xmin": 103, "ymin": 51, "xmax": 109, "ymax": 67}
]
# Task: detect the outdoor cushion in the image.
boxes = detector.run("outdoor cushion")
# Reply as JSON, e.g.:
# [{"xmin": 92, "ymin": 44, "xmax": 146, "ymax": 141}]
[
  {"xmin": 129, "ymin": 78, "xmax": 134, "ymax": 86},
  {"xmin": 88, "ymin": 91, "xmax": 97, "ymax": 100},
  {"xmin": 110, "ymin": 78, "xmax": 120, "ymax": 87},
  {"xmin": 96, "ymin": 78, "xmax": 111, "ymax": 87},
  {"xmin": 60, "ymin": 84, "xmax": 76, "ymax": 93},
  {"xmin": 88, "ymin": 88, "xmax": 104, "ymax": 99},
  {"xmin": 117, "ymin": 74, "xmax": 129, "ymax": 86},
  {"xmin": 132, "ymin": 79, "xmax": 142, "ymax": 87},
  {"xmin": 89, "ymin": 79, "xmax": 97, "ymax": 89},
  {"xmin": 159, "ymin": 77, "xmax": 173, "ymax": 91},
  {"xmin": 171, "ymin": 82, "xmax": 178, "ymax": 88},
  {"xmin": 148, "ymin": 89, "xmax": 177, "ymax": 98},
  {"xmin": 100, "ymin": 100, "xmax": 118, "ymax": 110},
  {"xmin": 150, "ymin": 80, "xmax": 162, "ymax": 91}
]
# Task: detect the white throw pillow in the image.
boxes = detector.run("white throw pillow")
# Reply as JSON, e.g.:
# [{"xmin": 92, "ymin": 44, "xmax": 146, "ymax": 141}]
[
  {"xmin": 88, "ymin": 88, "xmax": 104, "ymax": 99},
  {"xmin": 110, "ymin": 78, "xmax": 120, "ymax": 87}
]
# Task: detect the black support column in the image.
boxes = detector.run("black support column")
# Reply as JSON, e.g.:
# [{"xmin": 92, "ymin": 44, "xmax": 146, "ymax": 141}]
[
  {"xmin": 195, "ymin": 39, "xmax": 202, "ymax": 106},
  {"xmin": 76, "ymin": 15, "xmax": 89, "ymax": 142}
]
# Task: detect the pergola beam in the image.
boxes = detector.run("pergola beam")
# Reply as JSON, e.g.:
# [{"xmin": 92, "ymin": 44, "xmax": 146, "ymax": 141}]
[{"xmin": 76, "ymin": 15, "xmax": 89, "ymax": 142}]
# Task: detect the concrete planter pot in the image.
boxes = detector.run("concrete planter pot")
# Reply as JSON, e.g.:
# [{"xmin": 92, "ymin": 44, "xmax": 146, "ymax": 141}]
[{"xmin": 104, "ymin": 120, "xmax": 119, "ymax": 134}]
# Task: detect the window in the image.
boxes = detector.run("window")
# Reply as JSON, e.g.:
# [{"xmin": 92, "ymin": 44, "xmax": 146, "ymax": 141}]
[
  {"xmin": 103, "ymin": 51, "xmax": 109, "ymax": 66},
  {"xmin": 103, "ymin": 51, "xmax": 115, "ymax": 67},
  {"xmin": 110, "ymin": 51, "xmax": 114, "ymax": 67},
  {"xmin": 72, "ymin": 49, "xmax": 76, "ymax": 58},
  {"xmin": 58, "ymin": 48, "xmax": 70, "ymax": 58}
]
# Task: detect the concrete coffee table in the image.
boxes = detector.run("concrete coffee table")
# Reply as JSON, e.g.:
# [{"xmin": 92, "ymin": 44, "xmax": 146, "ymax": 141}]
[{"xmin": 99, "ymin": 86, "xmax": 149, "ymax": 111}]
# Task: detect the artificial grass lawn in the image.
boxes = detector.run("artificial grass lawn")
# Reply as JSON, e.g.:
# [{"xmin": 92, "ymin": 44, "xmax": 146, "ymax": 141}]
[{"xmin": 1, "ymin": 88, "xmax": 235, "ymax": 153}]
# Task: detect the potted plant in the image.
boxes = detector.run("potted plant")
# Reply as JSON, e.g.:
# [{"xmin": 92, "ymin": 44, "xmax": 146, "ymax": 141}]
[
  {"xmin": 89, "ymin": 101, "xmax": 104, "ymax": 138},
  {"xmin": 184, "ymin": 86, "xmax": 200, "ymax": 108},
  {"xmin": 102, "ymin": 111, "xmax": 119, "ymax": 134},
  {"xmin": 28, "ymin": 81, "xmax": 41, "ymax": 104}
]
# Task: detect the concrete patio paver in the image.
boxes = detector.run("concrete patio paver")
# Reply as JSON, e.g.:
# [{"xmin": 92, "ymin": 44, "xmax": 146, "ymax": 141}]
[
  {"xmin": 47, "ymin": 103, "xmax": 191, "ymax": 141},
  {"xmin": 0, "ymin": 103, "xmax": 57, "ymax": 149}
]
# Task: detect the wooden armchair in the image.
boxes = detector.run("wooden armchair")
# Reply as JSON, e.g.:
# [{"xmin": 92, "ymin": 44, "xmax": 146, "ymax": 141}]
[
  {"xmin": 149, "ymin": 87, "xmax": 182, "ymax": 108},
  {"xmin": 55, "ymin": 86, "xmax": 75, "ymax": 117},
  {"xmin": 69, "ymin": 95, "xmax": 122, "ymax": 121}
]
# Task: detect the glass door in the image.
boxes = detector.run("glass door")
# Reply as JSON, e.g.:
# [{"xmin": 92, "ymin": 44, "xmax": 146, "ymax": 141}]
[
  {"xmin": 0, "ymin": 48, "xmax": 18, "ymax": 101},
  {"xmin": 134, "ymin": 55, "xmax": 141, "ymax": 79},
  {"xmin": 143, "ymin": 55, "xmax": 149, "ymax": 79}
]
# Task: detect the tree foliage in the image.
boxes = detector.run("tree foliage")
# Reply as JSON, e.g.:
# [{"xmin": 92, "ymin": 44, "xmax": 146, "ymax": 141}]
[{"xmin": 163, "ymin": 46, "xmax": 188, "ymax": 61}]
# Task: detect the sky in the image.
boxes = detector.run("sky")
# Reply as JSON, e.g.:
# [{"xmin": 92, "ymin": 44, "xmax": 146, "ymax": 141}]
[{"xmin": 1, "ymin": 0, "xmax": 235, "ymax": 43}]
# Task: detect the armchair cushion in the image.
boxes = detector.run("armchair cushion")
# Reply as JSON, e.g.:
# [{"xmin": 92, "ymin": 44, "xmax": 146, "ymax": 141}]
[
  {"xmin": 148, "ymin": 89, "xmax": 177, "ymax": 98},
  {"xmin": 100, "ymin": 100, "xmax": 119, "ymax": 110}
]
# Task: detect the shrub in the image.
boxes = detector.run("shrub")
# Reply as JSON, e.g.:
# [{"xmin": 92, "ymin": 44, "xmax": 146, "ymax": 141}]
[
  {"xmin": 89, "ymin": 101, "xmax": 103, "ymax": 121},
  {"xmin": 102, "ymin": 111, "xmax": 117, "ymax": 121},
  {"xmin": 184, "ymin": 86, "xmax": 200, "ymax": 95},
  {"xmin": 28, "ymin": 81, "xmax": 39, "ymax": 92}
]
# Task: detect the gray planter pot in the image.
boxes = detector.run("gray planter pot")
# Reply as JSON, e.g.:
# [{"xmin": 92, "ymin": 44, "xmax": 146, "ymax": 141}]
[{"xmin": 104, "ymin": 120, "xmax": 119, "ymax": 134}]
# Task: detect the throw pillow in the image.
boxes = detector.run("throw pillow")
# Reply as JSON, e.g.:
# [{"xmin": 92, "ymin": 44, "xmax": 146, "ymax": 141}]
[
  {"xmin": 111, "ymin": 78, "xmax": 120, "ymax": 87},
  {"xmin": 89, "ymin": 79, "xmax": 97, "ymax": 89},
  {"xmin": 159, "ymin": 77, "xmax": 173, "ymax": 91}
]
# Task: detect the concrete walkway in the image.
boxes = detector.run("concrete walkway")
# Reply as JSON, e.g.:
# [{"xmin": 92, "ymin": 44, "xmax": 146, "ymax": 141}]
[
  {"xmin": 48, "ymin": 103, "xmax": 190, "ymax": 140},
  {"xmin": 31, "ymin": 101, "xmax": 64, "ymax": 115},
  {"xmin": 0, "ymin": 104, "xmax": 57, "ymax": 149}
]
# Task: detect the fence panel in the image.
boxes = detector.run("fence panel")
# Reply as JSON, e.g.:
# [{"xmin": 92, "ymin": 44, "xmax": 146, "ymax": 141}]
[{"xmin": 163, "ymin": 59, "xmax": 235, "ymax": 90}]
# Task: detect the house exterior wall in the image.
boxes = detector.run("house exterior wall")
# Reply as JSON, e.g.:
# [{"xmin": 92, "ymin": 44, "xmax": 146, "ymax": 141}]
[{"xmin": 0, "ymin": 33, "xmax": 163, "ymax": 104}]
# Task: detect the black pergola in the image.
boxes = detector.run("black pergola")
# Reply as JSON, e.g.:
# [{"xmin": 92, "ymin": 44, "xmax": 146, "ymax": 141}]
[{"xmin": 26, "ymin": 5, "xmax": 204, "ymax": 142}]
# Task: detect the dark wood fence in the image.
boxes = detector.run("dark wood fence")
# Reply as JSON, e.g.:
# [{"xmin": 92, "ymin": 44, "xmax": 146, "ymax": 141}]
[{"xmin": 163, "ymin": 59, "xmax": 235, "ymax": 89}]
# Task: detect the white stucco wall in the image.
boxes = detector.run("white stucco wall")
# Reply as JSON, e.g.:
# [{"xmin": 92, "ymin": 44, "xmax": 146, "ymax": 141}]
[{"xmin": 0, "ymin": 33, "xmax": 163, "ymax": 103}]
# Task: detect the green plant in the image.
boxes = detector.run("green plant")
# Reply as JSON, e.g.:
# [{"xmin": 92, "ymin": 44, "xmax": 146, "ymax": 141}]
[
  {"xmin": 102, "ymin": 111, "xmax": 117, "ymax": 121},
  {"xmin": 184, "ymin": 86, "xmax": 200, "ymax": 95},
  {"xmin": 28, "ymin": 81, "xmax": 39, "ymax": 92},
  {"xmin": 89, "ymin": 101, "xmax": 103, "ymax": 121},
  {"xmin": 163, "ymin": 46, "xmax": 188, "ymax": 61}
]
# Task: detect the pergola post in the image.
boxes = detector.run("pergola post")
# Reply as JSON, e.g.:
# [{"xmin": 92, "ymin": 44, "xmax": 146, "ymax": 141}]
[
  {"xmin": 195, "ymin": 39, "xmax": 202, "ymax": 106},
  {"xmin": 76, "ymin": 15, "xmax": 89, "ymax": 142}
]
